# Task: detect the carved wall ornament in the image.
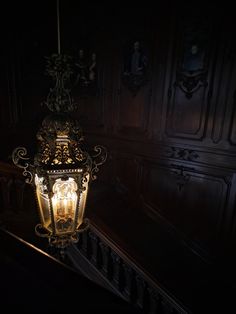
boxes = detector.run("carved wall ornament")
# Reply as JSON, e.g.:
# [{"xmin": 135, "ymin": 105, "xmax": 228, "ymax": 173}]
[
  {"xmin": 165, "ymin": 147, "xmax": 199, "ymax": 161},
  {"xmin": 175, "ymin": 69, "xmax": 208, "ymax": 99},
  {"xmin": 122, "ymin": 40, "xmax": 148, "ymax": 95},
  {"xmin": 175, "ymin": 17, "xmax": 210, "ymax": 98},
  {"xmin": 171, "ymin": 164, "xmax": 194, "ymax": 192}
]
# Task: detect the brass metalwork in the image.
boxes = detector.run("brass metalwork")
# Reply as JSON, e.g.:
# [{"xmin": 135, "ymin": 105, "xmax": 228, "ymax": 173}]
[{"xmin": 12, "ymin": 52, "xmax": 107, "ymax": 253}]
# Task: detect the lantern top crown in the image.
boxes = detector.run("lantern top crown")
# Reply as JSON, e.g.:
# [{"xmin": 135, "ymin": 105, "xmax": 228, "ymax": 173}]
[{"xmin": 34, "ymin": 112, "xmax": 86, "ymax": 168}]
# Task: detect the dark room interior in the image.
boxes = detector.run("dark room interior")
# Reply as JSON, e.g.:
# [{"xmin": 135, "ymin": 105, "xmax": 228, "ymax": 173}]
[{"xmin": 1, "ymin": 1, "xmax": 236, "ymax": 313}]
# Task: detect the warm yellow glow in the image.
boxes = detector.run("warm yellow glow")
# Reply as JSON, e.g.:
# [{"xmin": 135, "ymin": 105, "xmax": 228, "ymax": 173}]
[
  {"xmin": 35, "ymin": 174, "xmax": 51, "ymax": 229},
  {"xmin": 77, "ymin": 173, "xmax": 89, "ymax": 227},
  {"xmin": 51, "ymin": 177, "xmax": 78, "ymax": 234},
  {"xmin": 35, "ymin": 171, "xmax": 89, "ymax": 240}
]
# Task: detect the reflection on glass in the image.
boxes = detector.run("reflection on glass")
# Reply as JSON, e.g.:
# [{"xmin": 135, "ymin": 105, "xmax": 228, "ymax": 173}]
[
  {"xmin": 51, "ymin": 178, "xmax": 78, "ymax": 234},
  {"xmin": 35, "ymin": 174, "xmax": 51, "ymax": 229}
]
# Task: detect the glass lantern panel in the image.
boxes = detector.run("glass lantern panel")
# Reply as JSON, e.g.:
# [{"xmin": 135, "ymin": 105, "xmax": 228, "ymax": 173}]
[
  {"xmin": 35, "ymin": 175, "xmax": 51, "ymax": 230},
  {"xmin": 77, "ymin": 173, "xmax": 90, "ymax": 228},
  {"xmin": 51, "ymin": 177, "xmax": 78, "ymax": 235}
]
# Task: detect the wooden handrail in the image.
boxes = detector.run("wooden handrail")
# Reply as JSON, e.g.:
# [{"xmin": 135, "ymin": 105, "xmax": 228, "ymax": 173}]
[{"xmin": 0, "ymin": 160, "xmax": 23, "ymax": 176}]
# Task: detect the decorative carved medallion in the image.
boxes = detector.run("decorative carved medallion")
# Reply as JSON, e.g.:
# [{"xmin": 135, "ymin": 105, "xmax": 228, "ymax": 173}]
[
  {"xmin": 175, "ymin": 70, "xmax": 208, "ymax": 99},
  {"xmin": 165, "ymin": 147, "xmax": 199, "ymax": 161}
]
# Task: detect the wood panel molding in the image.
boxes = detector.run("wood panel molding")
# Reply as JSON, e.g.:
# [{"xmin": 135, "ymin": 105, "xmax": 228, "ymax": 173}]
[
  {"xmin": 164, "ymin": 13, "xmax": 213, "ymax": 141},
  {"xmin": 140, "ymin": 160, "xmax": 233, "ymax": 259}
]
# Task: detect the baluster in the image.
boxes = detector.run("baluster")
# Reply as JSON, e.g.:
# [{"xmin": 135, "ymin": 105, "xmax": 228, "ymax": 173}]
[
  {"xmin": 7, "ymin": 178, "xmax": 14, "ymax": 210},
  {"xmin": 162, "ymin": 298, "xmax": 173, "ymax": 314},
  {"xmin": 80, "ymin": 229, "xmax": 89, "ymax": 257},
  {"xmin": 123, "ymin": 264, "xmax": 134, "ymax": 302},
  {"xmin": 148, "ymin": 287, "xmax": 162, "ymax": 314},
  {"xmin": 110, "ymin": 251, "xmax": 122, "ymax": 290},
  {"xmin": 99, "ymin": 242, "xmax": 110, "ymax": 278},
  {"xmin": 0, "ymin": 177, "xmax": 12, "ymax": 211},
  {"xmin": 88, "ymin": 231, "xmax": 99, "ymax": 267},
  {"xmin": 14, "ymin": 179, "xmax": 25, "ymax": 213},
  {"xmin": 76, "ymin": 231, "xmax": 83, "ymax": 250},
  {"xmin": 136, "ymin": 274, "xmax": 147, "ymax": 310},
  {"xmin": 0, "ymin": 177, "xmax": 4, "ymax": 213}
]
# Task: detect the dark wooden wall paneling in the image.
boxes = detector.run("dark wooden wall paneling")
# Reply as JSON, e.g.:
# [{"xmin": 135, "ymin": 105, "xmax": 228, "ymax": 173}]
[{"xmin": 83, "ymin": 3, "xmax": 236, "ymax": 261}]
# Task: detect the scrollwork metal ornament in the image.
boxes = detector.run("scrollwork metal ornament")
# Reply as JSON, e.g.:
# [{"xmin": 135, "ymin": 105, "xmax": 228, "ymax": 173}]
[
  {"xmin": 12, "ymin": 147, "xmax": 34, "ymax": 184},
  {"xmin": 12, "ymin": 53, "xmax": 107, "ymax": 255},
  {"xmin": 44, "ymin": 53, "xmax": 77, "ymax": 113}
]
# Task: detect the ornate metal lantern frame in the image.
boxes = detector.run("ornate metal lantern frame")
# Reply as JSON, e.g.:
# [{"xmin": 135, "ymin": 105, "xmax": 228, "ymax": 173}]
[{"xmin": 12, "ymin": 51, "xmax": 107, "ymax": 252}]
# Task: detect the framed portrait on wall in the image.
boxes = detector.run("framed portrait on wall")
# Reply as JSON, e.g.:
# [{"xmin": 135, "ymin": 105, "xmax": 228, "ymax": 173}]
[{"xmin": 122, "ymin": 40, "xmax": 148, "ymax": 95}]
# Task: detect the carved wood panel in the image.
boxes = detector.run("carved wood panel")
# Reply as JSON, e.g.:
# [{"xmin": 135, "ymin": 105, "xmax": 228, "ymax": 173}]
[
  {"xmin": 0, "ymin": 57, "xmax": 11, "ymax": 130},
  {"xmin": 112, "ymin": 28, "xmax": 153, "ymax": 138},
  {"xmin": 227, "ymin": 38, "xmax": 236, "ymax": 145},
  {"xmin": 141, "ymin": 160, "xmax": 231, "ymax": 256},
  {"xmin": 71, "ymin": 46, "xmax": 108, "ymax": 131},
  {"xmin": 164, "ymin": 13, "xmax": 213, "ymax": 141},
  {"xmin": 73, "ymin": 90, "xmax": 105, "ymax": 130},
  {"xmin": 115, "ymin": 86, "xmax": 151, "ymax": 136},
  {"xmin": 113, "ymin": 153, "xmax": 140, "ymax": 200},
  {"xmin": 0, "ymin": 38, "xmax": 23, "ymax": 133}
]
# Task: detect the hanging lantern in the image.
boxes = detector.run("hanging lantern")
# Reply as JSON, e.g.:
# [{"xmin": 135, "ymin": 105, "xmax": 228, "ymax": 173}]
[{"xmin": 12, "ymin": 53, "xmax": 107, "ymax": 252}]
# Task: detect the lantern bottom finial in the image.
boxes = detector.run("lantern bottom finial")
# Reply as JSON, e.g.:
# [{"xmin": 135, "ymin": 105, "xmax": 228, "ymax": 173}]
[{"xmin": 35, "ymin": 218, "xmax": 90, "ymax": 256}]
